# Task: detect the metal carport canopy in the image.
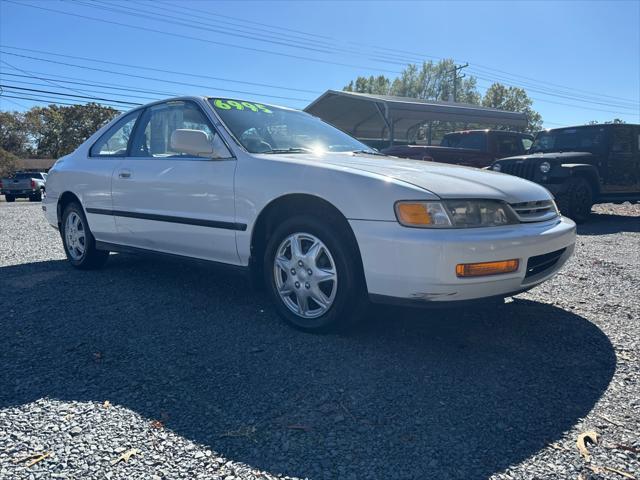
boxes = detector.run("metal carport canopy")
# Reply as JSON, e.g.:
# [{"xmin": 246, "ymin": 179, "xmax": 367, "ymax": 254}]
[{"xmin": 304, "ymin": 90, "xmax": 528, "ymax": 143}]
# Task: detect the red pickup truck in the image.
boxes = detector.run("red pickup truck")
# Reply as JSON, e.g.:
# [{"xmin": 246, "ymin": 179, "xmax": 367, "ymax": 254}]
[{"xmin": 381, "ymin": 130, "xmax": 534, "ymax": 168}]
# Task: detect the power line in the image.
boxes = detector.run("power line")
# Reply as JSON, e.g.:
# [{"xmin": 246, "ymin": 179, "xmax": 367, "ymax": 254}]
[
  {"xmin": 469, "ymin": 64, "xmax": 639, "ymax": 106},
  {"xmin": 0, "ymin": 71, "xmax": 181, "ymax": 98},
  {"xmin": 5, "ymin": 0, "xmax": 402, "ymax": 74},
  {"xmin": 0, "ymin": 77, "xmax": 163, "ymax": 102},
  {"xmin": 3, "ymin": 45, "xmax": 636, "ymax": 120},
  {"xmin": 3, "ymin": 53, "xmax": 634, "ymax": 119},
  {"xmin": 0, "ymin": 84, "xmax": 142, "ymax": 105},
  {"xmin": 75, "ymin": 0, "xmax": 417, "ymax": 67},
  {"xmin": 474, "ymin": 79, "xmax": 639, "ymax": 116},
  {"xmin": 150, "ymin": 0, "xmax": 437, "ymax": 64},
  {"xmin": 7, "ymin": 0, "xmax": 638, "ymax": 112},
  {"xmin": 0, "ymin": 59, "xmax": 92, "ymax": 98},
  {"xmin": 154, "ymin": 0, "xmax": 333, "ymax": 41},
  {"xmin": 75, "ymin": 0, "xmax": 640, "ymax": 111},
  {"xmin": 0, "ymin": 45, "xmax": 320, "ymax": 95},
  {"xmin": 9, "ymin": 0, "xmax": 638, "ymax": 111},
  {"xmin": 0, "ymin": 93, "xmax": 125, "ymax": 110},
  {"xmin": 471, "ymin": 70, "xmax": 639, "ymax": 111},
  {"xmin": 142, "ymin": 0, "xmax": 638, "ymax": 106},
  {"xmin": 0, "ymin": 51, "xmax": 315, "ymax": 104},
  {"xmin": 0, "ymin": 96, "xmax": 29, "ymax": 109}
]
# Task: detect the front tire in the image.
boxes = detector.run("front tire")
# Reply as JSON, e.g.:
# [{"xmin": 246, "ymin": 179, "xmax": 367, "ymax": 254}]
[
  {"xmin": 61, "ymin": 202, "xmax": 109, "ymax": 269},
  {"xmin": 263, "ymin": 216, "xmax": 367, "ymax": 333},
  {"xmin": 4, "ymin": 195, "xmax": 15, "ymax": 202},
  {"xmin": 556, "ymin": 177, "xmax": 593, "ymax": 224}
]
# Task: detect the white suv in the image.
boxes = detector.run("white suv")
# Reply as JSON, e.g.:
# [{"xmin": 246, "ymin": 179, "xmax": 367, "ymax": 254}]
[{"xmin": 43, "ymin": 97, "xmax": 576, "ymax": 332}]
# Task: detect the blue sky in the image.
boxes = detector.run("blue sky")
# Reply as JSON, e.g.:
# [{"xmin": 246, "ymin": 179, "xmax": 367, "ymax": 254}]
[{"xmin": 1, "ymin": 0, "xmax": 639, "ymax": 128}]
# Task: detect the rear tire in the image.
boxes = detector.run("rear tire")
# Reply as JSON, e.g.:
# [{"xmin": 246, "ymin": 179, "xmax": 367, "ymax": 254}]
[
  {"xmin": 61, "ymin": 202, "xmax": 109, "ymax": 270},
  {"xmin": 263, "ymin": 215, "xmax": 367, "ymax": 333},
  {"xmin": 5, "ymin": 195, "xmax": 15, "ymax": 202},
  {"xmin": 555, "ymin": 177, "xmax": 593, "ymax": 224}
]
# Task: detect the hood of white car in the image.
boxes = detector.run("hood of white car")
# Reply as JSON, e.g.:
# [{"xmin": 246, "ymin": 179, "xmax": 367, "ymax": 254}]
[{"xmin": 271, "ymin": 153, "xmax": 553, "ymax": 204}]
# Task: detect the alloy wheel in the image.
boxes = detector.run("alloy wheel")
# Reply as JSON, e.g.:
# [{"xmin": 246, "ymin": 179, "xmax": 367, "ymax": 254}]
[
  {"xmin": 65, "ymin": 211, "xmax": 86, "ymax": 260},
  {"xmin": 273, "ymin": 232, "xmax": 338, "ymax": 319}
]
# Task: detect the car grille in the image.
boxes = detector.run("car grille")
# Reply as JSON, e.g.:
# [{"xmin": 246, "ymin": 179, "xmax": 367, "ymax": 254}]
[
  {"xmin": 525, "ymin": 248, "xmax": 566, "ymax": 278},
  {"xmin": 509, "ymin": 200, "xmax": 558, "ymax": 223},
  {"xmin": 500, "ymin": 161, "xmax": 537, "ymax": 180}
]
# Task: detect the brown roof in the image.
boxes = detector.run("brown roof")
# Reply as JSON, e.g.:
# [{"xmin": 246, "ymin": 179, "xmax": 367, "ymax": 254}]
[{"xmin": 16, "ymin": 158, "xmax": 57, "ymax": 171}]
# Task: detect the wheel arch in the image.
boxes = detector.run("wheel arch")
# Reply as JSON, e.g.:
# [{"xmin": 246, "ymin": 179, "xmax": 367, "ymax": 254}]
[
  {"xmin": 561, "ymin": 164, "xmax": 601, "ymax": 196},
  {"xmin": 249, "ymin": 193, "xmax": 367, "ymax": 290},
  {"xmin": 56, "ymin": 191, "xmax": 82, "ymax": 228}
]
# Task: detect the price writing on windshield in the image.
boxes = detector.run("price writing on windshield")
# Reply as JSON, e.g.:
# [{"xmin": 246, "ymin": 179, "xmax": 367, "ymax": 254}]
[{"xmin": 213, "ymin": 99, "xmax": 273, "ymax": 114}]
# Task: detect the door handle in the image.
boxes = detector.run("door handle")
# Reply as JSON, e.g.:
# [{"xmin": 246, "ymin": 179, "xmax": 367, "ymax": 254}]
[{"xmin": 118, "ymin": 169, "xmax": 132, "ymax": 179}]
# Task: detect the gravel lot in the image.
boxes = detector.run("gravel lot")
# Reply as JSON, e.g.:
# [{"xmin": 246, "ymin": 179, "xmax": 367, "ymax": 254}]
[{"xmin": 1, "ymin": 200, "xmax": 638, "ymax": 480}]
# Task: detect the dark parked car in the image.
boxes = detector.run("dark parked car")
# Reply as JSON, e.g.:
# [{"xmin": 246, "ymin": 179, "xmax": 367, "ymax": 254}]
[
  {"xmin": 491, "ymin": 124, "xmax": 640, "ymax": 223},
  {"xmin": 381, "ymin": 130, "xmax": 533, "ymax": 168}
]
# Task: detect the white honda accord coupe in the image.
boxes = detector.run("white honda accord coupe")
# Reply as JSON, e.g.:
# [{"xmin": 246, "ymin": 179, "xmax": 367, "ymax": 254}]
[{"xmin": 43, "ymin": 96, "xmax": 576, "ymax": 332}]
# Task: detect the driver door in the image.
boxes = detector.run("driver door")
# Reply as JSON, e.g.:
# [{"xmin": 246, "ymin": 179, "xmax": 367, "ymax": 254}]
[{"xmin": 110, "ymin": 100, "xmax": 241, "ymax": 265}]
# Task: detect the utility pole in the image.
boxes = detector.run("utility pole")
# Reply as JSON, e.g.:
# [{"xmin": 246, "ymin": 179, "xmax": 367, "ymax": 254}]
[{"xmin": 448, "ymin": 62, "xmax": 468, "ymax": 102}]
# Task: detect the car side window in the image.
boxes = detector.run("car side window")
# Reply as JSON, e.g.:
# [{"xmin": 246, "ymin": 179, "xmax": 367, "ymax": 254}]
[
  {"xmin": 130, "ymin": 101, "xmax": 232, "ymax": 159},
  {"xmin": 612, "ymin": 126, "xmax": 634, "ymax": 153},
  {"xmin": 521, "ymin": 138, "xmax": 533, "ymax": 151},
  {"xmin": 496, "ymin": 136, "xmax": 520, "ymax": 156},
  {"xmin": 90, "ymin": 111, "xmax": 140, "ymax": 157}
]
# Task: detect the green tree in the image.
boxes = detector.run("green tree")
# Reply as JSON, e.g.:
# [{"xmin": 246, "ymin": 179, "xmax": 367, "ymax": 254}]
[
  {"xmin": 0, "ymin": 111, "xmax": 31, "ymax": 157},
  {"xmin": 344, "ymin": 60, "xmax": 481, "ymax": 103},
  {"xmin": 344, "ymin": 75, "xmax": 391, "ymax": 95},
  {"xmin": 481, "ymin": 83, "xmax": 543, "ymax": 133},
  {"xmin": 25, "ymin": 103, "xmax": 119, "ymax": 158},
  {"xmin": 389, "ymin": 60, "xmax": 480, "ymax": 104},
  {"xmin": 588, "ymin": 118, "xmax": 625, "ymax": 125},
  {"xmin": 0, "ymin": 147, "xmax": 19, "ymax": 177}
]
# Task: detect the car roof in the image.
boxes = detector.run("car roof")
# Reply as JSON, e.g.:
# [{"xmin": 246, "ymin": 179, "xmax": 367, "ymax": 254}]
[
  {"xmin": 123, "ymin": 96, "xmax": 296, "ymax": 113},
  {"xmin": 545, "ymin": 123, "xmax": 640, "ymax": 132}
]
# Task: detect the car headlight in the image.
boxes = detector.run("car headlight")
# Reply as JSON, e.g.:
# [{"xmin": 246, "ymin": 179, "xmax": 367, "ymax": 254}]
[
  {"xmin": 492, "ymin": 163, "xmax": 502, "ymax": 172},
  {"xmin": 540, "ymin": 161, "xmax": 551, "ymax": 173},
  {"xmin": 395, "ymin": 201, "xmax": 452, "ymax": 227},
  {"xmin": 395, "ymin": 200, "xmax": 519, "ymax": 228}
]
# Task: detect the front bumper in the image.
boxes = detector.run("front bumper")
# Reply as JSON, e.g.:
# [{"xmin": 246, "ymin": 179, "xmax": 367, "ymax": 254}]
[
  {"xmin": 42, "ymin": 194, "xmax": 59, "ymax": 228},
  {"xmin": 349, "ymin": 216, "xmax": 576, "ymax": 303}
]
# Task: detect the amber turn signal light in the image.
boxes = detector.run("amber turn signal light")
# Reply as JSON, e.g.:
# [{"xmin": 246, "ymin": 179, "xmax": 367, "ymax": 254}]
[
  {"xmin": 456, "ymin": 259, "xmax": 519, "ymax": 277},
  {"xmin": 396, "ymin": 203, "xmax": 431, "ymax": 225}
]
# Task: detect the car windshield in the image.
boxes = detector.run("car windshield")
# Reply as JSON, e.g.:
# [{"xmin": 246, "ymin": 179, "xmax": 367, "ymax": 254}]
[
  {"xmin": 209, "ymin": 98, "xmax": 372, "ymax": 154},
  {"xmin": 531, "ymin": 127, "xmax": 607, "ymax": 153},
  {"xmin": 440, "ymin": 132, "xmax": 487, "ymax": 151}
]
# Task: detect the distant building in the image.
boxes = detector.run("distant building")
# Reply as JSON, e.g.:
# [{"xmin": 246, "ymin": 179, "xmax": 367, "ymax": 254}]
[{"xmin": 15, "ymin": 158, "xmax": 56, "ymax": 172}]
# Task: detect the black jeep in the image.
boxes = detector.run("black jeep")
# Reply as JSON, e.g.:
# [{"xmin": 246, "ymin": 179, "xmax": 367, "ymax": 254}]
[{"xmin": 491, "ymin": 124, "xmax": 640, "ymax": 223}]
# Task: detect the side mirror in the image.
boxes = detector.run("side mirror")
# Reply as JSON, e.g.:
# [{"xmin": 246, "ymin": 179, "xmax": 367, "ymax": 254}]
[{"xmin": 170, "ymin": 129, "xmax": 213, "ymax": 157}]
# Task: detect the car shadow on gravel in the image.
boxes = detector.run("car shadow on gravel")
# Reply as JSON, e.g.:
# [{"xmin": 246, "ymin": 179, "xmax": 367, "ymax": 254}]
[
  {"xmin": 578, "ymin": 212, "xmax": 640, "ymax": 235},
  {"xmin": 0, "ymin": 255, "xmax": 616, "ymax": 479}
]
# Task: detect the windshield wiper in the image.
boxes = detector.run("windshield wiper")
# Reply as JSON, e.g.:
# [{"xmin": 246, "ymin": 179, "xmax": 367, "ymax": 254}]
[
  {"xmin": 351, "ymin": 149, "xmax": 387, "ymax": 156},
  {"xmin": 262, "ymin": 147, "xmax": 312, "ymax": 154}
]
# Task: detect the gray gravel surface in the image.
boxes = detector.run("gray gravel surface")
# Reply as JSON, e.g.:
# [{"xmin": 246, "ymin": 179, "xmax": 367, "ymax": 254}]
[{"xmin": 1, "ymin": 200, "xmax": 638, "ymax": 480}]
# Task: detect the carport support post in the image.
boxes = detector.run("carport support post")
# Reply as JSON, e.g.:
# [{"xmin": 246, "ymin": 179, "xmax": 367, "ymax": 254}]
[{"xmin": 375, "ymin": 102, "xmax": 394, "ymax": 148}]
